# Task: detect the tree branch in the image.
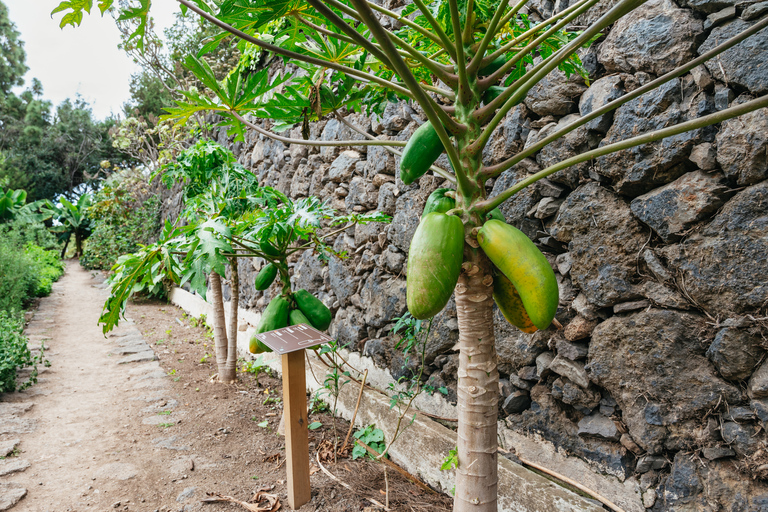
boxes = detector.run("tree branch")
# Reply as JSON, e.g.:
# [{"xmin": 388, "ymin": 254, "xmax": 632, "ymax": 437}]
[
  {"xmin": 471, "ymin": 0, "xmax": 648, "ymax": 154},
  {"xmin": 411, "ymin": 0, "xmax": 458, "ymax": 61},
  {"xmin": 483, "ymin": 14, "xmax": 768, "ymax": 178},
  {"xmin": 480, "ymin": 0, "xmax": 601, "ymax": 91},
  {"xmin": 332, "ymin": 109, "xmax": 456, "ymax": 184},
  {"xmin": 176, "ymin": 0, "xmax": 414, "ymax": 99},
  {"xmin": 230, "ymin": 111, "xmax": 405, "ymax": 147},
  {"xmin": 479, "ymin": 94, "xmax": 768, "ymax": 213},
  {"xmin": 346, "ymin": 0, "xmax": 466, "ymax": 184}
]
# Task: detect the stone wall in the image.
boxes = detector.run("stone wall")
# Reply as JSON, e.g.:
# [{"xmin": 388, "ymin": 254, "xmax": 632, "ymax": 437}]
[{"xmin": 160, "ymin": 0, "xmax": 768, "ymax": 509}]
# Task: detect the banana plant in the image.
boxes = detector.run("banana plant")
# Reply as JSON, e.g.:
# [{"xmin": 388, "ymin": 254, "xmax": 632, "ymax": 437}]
[
  {"xmin": 54, "ymin": 0, "xmax": 768, "ymax": 509},
  {"xmin": 43, "ymin": 194, "xmax": 93, "ymax": 258}
]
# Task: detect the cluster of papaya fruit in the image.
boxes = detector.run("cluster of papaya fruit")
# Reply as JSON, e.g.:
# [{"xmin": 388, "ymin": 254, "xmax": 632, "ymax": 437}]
[
  {"xmin": 405, "ymin": 188, "xmax": 559, "ymax": 334},
  {"xmin": 248, "ymin": 243, "xmax": 333, "ymax": 354}
]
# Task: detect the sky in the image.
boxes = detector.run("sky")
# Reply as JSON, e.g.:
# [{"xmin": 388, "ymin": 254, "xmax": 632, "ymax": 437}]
[{"xmin": 6, "ymin": 0, "xmax": 179, "ymax": 120}]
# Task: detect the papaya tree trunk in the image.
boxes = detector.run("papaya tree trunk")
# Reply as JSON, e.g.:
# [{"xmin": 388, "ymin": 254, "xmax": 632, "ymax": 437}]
[
  {"xmin": 224, "ymin": 257, "xmax": 239, "ymax": 382},
  {"xmin": 209, "ymin": 271, "xmax": 232, "ymax": 382},
  {"xmin": 454, "ymin": 250, "xmax": 499, "ymax": 512}
]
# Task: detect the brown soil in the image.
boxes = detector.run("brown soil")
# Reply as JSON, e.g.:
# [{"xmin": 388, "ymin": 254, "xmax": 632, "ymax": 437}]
[{"xmin": 2, "ymin": 262, "xmax": 452, "ymax": 512}]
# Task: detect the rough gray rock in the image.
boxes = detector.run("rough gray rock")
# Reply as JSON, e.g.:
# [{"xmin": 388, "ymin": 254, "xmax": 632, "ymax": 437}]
[
  {"xmin": 598, "ymin": 0, "xmax": 703, "ymax": 75},
  {"xmin": 524, "ymin": 69, "xmax": 587, "ymax": 116},
  {"xmin": 502, "ymin": 390, "xmax": 532, "ymax": 415},
  {"xmin": 331, "ymin": 306, "xmax": 366, "ymax": 349},
  {"xmin": 117, "ymin": 351, "xmax": 158, "ymax": 364},
  {"xmin": 482, "ymin": 104, "xmax": 530, "ymax": 165},
  {"xmin": 555, "ymin": 336, "xmax": 589, "ymax": 360},
  {"xmin": 507, "ymin": 384, "xmax": 632, "ymax": 480},
  {"xmin": 661, "ymin": 181, "xmax": 768, "ymax": 317},
  {"xmin": 750, "ymin": 361, "xmax": 768, "ymax": 399},
  {"xmin": 359, "ymin": 269, "xmax": 407, "ymax": 329},
  {"xmin": 0, "ymin": 439, "xmax": 19, "ymax": 458},
  {"xmin": 0, "ymin": 483, "xmax": 26, "ymax": 511},
  {"xmin": 588, "ymin": 310, "xmax": 742, "ymax": 454},
  {"xmin": 699, "ymin": 19, "xmax": 768, "ymax": 95},
  {"xmin": 388, "ymin": 190, "xmax": 425, "ymax": 252},
  {"xmin": 0, "ymin": 458, "xmax": 30, "ymax": 477},
  {"xmin": 715, "ymin": 107, "xmax": 768, "ymax": 186},
  {"xmin": 495, "ymin": 314, "xmax": 548, "ymax": 375},
  {"xmin": 489, "ymin": 166, "xmax": 542, "ymax": 240},
  {"xmin": 595, "ymin": 78, "xmax": 710, "ymax": 196},
  {"xmin": 551, "ymin": 377, "xmax": 601, "ymax": 413},
  {"xmin": 701, "ymin": 446, "xmax": 736, "ymax": 460},
  {"xmin": 707, "ymin": 327, "xmax": 765, "ymax": 381},
  {"xmin": 549, "ymin": 355, "xmax": 590, "ymax": 389},
  {"xmin": 328, "ymin": 151, "xmax": 362, "ymax": 183},
  {"xmin": 578, "ymin": 413, "xmax": 620, "ymax": 441},
  {"xmin": 630, "ymin": 171, "xmax": 730, "ymax": 242},
  {"xmin": 345, "ymin": 176, "xmax": 378, "ymax": 211},
  {"xmin": 563, "ymin": 316, "xmax": 598, "ymax": 342},
  {"xmin": 550, "ymin": 183, "xmax": 647, "ymax": 308},
  {"xmin": 579, "ymin": 75, "xmax": 625, "ymax": 134},
  {"xmin": 536, "ymin": 115, "xmax": 594, "ymax": 189},
  {"xmin": 721, "ymin": 421, "xmax": 763, "ymax": 457},
  {"xmin": 744, "ymin": 1, "xmax": 768, "ymax": 20}
]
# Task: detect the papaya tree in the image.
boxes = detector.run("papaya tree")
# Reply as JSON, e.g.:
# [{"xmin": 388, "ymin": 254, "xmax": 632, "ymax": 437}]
[
  {"xmin": 99, "ymin": 139, "xmax": 387, "ymax": 383},
  {"xmin": 55, "ymin": 0, "xmax": 768, "ymax": 509}
]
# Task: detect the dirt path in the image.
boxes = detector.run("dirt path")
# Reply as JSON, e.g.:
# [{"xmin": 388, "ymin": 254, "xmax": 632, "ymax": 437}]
[{"xmin": 0, "ymin": 262, "xmax": 452, "ymax": 512}]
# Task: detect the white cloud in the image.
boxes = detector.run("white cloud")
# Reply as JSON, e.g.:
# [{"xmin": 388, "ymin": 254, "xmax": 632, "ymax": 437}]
[{"xmin": 6, "ymin": 0, "xmax": 179, "ymax": 120}]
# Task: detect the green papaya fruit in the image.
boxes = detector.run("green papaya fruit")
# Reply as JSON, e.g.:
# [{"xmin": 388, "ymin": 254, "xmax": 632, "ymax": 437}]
[
  {"xmin": 493, "ymin": 271, "xmax": 537, "ymax": 333},
  {"xmin": 256, "ymin": 295, "xmax": 290, "ymax": 335},
  {"xmin": 477, "ymin": 220, "xmax": 558, "ymax": 330},
  {"xmin": 289, "ymin": 308, "xmax": 311, "ymax": 326},
  {"xmin": 254, "ymin": 263, "xmax": 278, "ymax": 290},
  {"xmin": 479, "ymin": 55, "xmax": 506, "ymax": 76},
  {"xmin": 406, "ymin": 212, "xmax": 465, "ymax": 319},
  {"xmin": 399, "ymin": 121, "xmax": 445, "ymax": 185},
  {"xmin": 294, "ymin": 289, "xmax": 332, "ymax": 331},
  {"xmin": 485, "ymin": 207, "xmax": 506, "ymax": 223},
  {"xmin": 423, "ymin": 188, "xmax": 456, "ymax": 216}
]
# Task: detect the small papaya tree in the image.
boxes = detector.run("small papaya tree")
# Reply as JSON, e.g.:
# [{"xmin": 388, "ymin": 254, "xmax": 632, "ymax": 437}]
[
  {"xmin": 100, "ymin": 139, "xmax": 387, "ymax": 383},
  {"xmin": 56, "ymin": 0, "xmax": 768, "ymax": 509}
]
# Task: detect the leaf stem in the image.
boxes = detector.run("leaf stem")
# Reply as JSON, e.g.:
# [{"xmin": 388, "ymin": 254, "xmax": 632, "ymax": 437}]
[
  {"xmin": 175, "ymin": 0, "xmax": 414, "ymax": 99},
  {"xmin": 230, "ymin": 111, "xmax": 405, "ymax": 147},
  {"xmin": 483, "ymin": 13, "xmax": 768, "ymax": 177},
  {"xmin": 479, "ymin": 93, "xmax": 768, "ymax": 212}
]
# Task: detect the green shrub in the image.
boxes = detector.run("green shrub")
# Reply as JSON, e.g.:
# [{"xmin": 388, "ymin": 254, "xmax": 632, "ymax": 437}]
[
  {"xmin": 81, "ymin": 170, "xmax": 161, "ymax": 270},
  {"xmin": 0, "ymin": 223, "xmax": 64, "ymax": 312},
  {"xmin": 25, "ymin": 243, "xmax": 65, "ymax": 296},
  {"xmin": 0, "ymin": 310, "xmax": 43, "ymax": 392}
]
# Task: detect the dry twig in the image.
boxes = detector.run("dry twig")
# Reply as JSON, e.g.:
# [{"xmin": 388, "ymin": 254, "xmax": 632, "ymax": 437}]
[{"xmin": 201, "ymin": 490, "xmax": 281, "ymax": 512}]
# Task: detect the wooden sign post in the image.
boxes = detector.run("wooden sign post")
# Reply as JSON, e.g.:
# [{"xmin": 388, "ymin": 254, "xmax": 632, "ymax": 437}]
[
  {"xmin": 282, "ymin": 350, "xmax": 311, "ymax": 508},
  {"xmin": 254, "ymin": 324, "xmax": 334, "ymax": 509}
]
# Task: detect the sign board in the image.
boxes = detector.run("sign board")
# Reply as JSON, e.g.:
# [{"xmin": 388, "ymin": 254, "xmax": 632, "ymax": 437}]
[{"xmin": 254, "ymin": 323, "xmax": 333, "ymax": 354}]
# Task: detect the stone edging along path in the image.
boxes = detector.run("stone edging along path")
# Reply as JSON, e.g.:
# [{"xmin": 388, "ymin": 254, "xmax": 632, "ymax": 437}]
[{"xmin": 0, "ymin": 262, "xmax": 199, "ymax": 512}]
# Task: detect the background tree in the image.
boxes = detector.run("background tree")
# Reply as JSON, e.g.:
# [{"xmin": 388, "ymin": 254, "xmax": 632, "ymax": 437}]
[
  {"xmin": 53, "ymin": 0, "xmax": 768, "ymax": 510},
  {"xmin": 0, "ymin": 0, "xmax": 27, "ymax": 96}
]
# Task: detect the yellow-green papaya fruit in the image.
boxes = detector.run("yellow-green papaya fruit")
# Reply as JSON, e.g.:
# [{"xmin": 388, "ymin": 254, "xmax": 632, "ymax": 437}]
[
  {"xmin": 406, "ymin": 212, "xmax": 465, "ymax": 319},
  {"xmin": 477, "ymin": 219, "xmax": 558, "ymax": 329}
]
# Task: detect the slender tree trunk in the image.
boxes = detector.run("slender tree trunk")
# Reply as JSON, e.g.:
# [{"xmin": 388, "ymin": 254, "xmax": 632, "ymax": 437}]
[
  {"xmin": 75, "ymin": 233, "xmax": 83, "ymax": 257},
  {"xmin": 60, "ymin": 237, "xmax": 70, "ymax": 259},
  {"xmin": 453, "ymin": 249, "xmax": 499, "ymax": 512},
  {"xmin": 209, "ymin": 272, "xmax": 231, "ymax": 382},
  {"xmin": 223, "ymin": 258, "xmax": 239, "ymax": 382}
]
